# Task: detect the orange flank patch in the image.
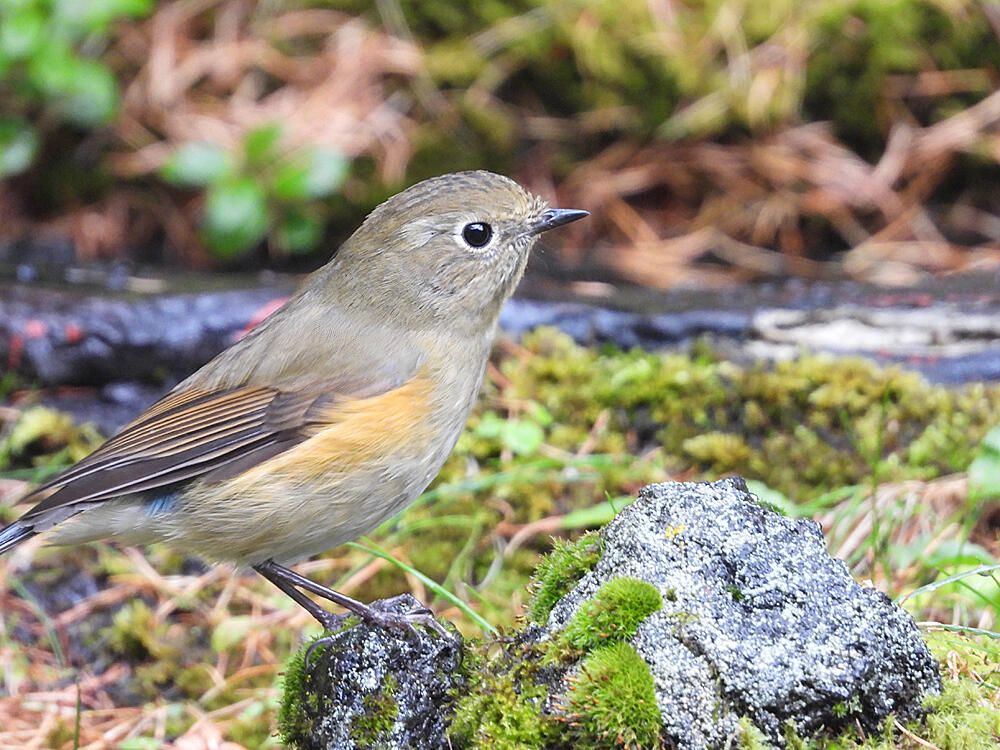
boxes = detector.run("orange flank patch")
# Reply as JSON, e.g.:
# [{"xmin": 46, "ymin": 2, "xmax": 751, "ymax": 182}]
[{"xmin": 234, "ymin": 372, "xmax": 437, "ymax": 482}]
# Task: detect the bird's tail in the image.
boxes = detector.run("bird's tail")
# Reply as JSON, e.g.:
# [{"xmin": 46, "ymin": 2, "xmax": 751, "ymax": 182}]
[{"xmin": 0, "ymin": 522, "xmax": 35, "ymax": 555}]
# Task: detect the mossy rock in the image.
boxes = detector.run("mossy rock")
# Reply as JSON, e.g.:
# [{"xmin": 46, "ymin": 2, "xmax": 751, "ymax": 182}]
[
  {"xmin": 452, "ymin": 567, "xmax": 664, "ymax": 749},
  {"xmin": 279, "ymin": 596, "xmax": 462, "ymax": 750}
]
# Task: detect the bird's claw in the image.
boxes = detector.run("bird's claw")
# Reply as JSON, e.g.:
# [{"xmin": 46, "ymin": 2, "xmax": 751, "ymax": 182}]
[
  {"xmin": 363, "ymin": 602, "xmax": 456, "ymax": 642},
  {"xmin": 304, "ymin": 601, "xmax": 458, "ymax": 666}
]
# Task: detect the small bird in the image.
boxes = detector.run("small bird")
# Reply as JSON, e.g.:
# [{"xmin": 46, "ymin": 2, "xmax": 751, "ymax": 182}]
[{"xmin": 0, "ymin": 171, "xmax": 587, "ymax": 635}]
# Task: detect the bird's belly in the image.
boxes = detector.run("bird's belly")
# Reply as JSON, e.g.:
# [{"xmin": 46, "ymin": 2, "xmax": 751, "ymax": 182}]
[{"xmin": 158, "ymin": 429, "xmax": 457, "ymax": 565}]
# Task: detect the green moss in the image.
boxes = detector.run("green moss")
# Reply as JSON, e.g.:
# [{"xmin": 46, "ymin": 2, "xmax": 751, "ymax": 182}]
[
  {"xmin": 922, "ymin": 677, "xmax": 1000, "ymax": 749},
  {"xmin": 350, "ymin": 673, "xmax": 399, "ymax": 746},
  {"xmin": 504, "ymin": 328, "xmax": 1000, "ymax": 504},
  {"xmin": 222, "ymin": 698, "xmax": 276, "ymax": 749},
  {"xmin": 453, "ymin": 569, "xmax": 663, "ymax": 748},
  {"xmin": 920, "ymin": 632, "xmax": 1000, "ymax": 750},
  {"xmin": 277, "ymin": 635, "xmax": 327, "ymax": 748},
  {"xmin": 736, "ymin": 717, "xmax": 771, "ymax": 749},
  {"xmin": 104, "ymin": 599, "xmax": 179, "ymax": 663},
  {"xmin": 528, "ymin": 531, "xmax": 603, "ymax": 624},
  {"xmin": 0, "ymin": 405, "xmax": 104, "ymax": 473},
  {"xmin": 563, "ymin": 641, "xmax": 661, "ymax": 750},
  {"xmin": 344, "ymin": 0, "xmax": 1000, "ymax": 152},
  {"xmin": 449, "ymin": 658, "xmax": 552, "ymax": 750},
  {"xmin": 552, "ymin": 577, "xmax": 662, "ymax": 658}
]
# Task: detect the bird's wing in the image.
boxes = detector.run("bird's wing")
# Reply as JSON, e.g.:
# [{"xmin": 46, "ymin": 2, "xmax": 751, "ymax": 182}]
[{"xmin": 18, "ymin": 371, "xmax": 408, "ymax": 524}]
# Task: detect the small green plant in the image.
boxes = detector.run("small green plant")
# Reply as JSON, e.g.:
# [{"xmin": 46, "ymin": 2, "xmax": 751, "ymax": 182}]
[
  {"xmin": 0, "ymin": 406, "xmax": 103, "ymax": 472},
  {"xmin": 528, "ymin": 530, "xmax": 603, "ymax": 623},
  {"xmin": 0, "ymin": 0, "xmax": 153, "ymax": 177},
  {"xmin": 160, "ymin": 123, "xmax": 349, "ymax": 259},
  {"xmin": 967, "ymin": 424, "xmax": 1000, "ymax": 502},
  {"xmin": 471, "ymin": 401, "xmax": 553, "ymax": 458}
]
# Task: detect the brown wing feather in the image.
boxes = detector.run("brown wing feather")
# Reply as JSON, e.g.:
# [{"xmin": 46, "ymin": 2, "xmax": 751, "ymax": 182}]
[{"xmin": 20, "ymin": 373, "xmax": 402, "ymax": 523}]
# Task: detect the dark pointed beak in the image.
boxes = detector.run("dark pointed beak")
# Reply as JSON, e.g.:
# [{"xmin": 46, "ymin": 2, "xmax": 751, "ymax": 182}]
[{"xmin": 530, "ymin": 208, "xmax": 590, "ymax": 235}]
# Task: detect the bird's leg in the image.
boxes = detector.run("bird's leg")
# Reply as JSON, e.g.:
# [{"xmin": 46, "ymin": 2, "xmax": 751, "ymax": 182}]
[
  {"xmin": 252, "ymin": 560, "xmax": 350, "ymax": 632},
  {"xmin": 252, "ymin": 559, "xmax": 452, "ymax": 639}
]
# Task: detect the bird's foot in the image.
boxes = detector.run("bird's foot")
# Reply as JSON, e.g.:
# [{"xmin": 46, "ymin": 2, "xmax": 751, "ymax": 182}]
[
  {"xmin": 361, "ymin": 594, "xmax": 453, "ymax": 640},
  {"xmin": 304, "ymin": 596, "xmax": 457, "ymax": 665}
]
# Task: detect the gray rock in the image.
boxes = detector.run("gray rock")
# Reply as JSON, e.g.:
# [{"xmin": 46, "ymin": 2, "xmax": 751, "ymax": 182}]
[
  {"xmin": 287, "ymin": 595, "xmax": 462, "ymax": 750},
  {"xmin": 546, "ymin": 477, "xmax": 942, "ymax": 748}
]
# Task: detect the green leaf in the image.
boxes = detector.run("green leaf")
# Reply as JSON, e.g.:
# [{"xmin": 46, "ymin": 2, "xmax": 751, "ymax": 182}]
[
  {"xmin": 202, "ymin": 178, "xmax": 269, "ymax": 258},
  {"xmin": 526, "ymin": 401, "xmax": 553, "ymax": 427},
  {"xmin": 271, "ymin": 162, "xmax": 311, "ymax": 202},
  {"xmin": 58, "ymin": 59, "xmax": 118, "ymax": 125},
  {"xmin": 274, "ymin": 210, "xmax": 323, "ymax": 254},
  {"xmin": 744, "ymin": 479, "xmax": 796, "ymax": 516},
  {"xmin": 243, "ymin": 123, "xmax": 282, "ymax": 166},
  {"xmin": 303, "ymin": 149, "xmax": 348, "ymax": 198},
  {"xmin": 0, "ymin": 118, "xmax": 38, "ymax": 177},
  {"xmin": 273, "ymin": 150, "xmax": 347, "ymax": 201},
  {"xmin": 500, "ymin": 419, "xmax": 545, "ymax": 456},
  {"xmin": 117, "ymin": 738, "xmax": 161, "ymax": 750},
  {"xmin": 211, "ymin": 615, "xmax": 254, "ymax": 652},
  {"xmin": 561, "ymin": 496, "xmax": 635, "ymax": 529},
  {"xmin": 80, "ymin": 0, "xmax": 155, "ymax": 33},
  {"xmin": 160, "ymin": 142, "xmax": 230, "ymax": 187},
  {"xmin": 969, "ymin": 424, "xmax": 1000, "ymax": 501},
  {"xmin": 0, "ymin": 6, "xmax": 44, "ymax": 59},
  {"xmin": 26, "ymin": 43, "xmax": 76, "ymax": 97},
  {"xmin": 473, "ymin": 411, "xmax": 503, "ymax": 439}
]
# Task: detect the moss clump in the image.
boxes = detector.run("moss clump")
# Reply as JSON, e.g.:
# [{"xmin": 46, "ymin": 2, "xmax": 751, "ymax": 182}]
[
  {"xmin": 552, "ymin": 577, "xmax": 662, "ymax": 657},
  {"xmin": 350, "ymin": 674, "xmax": 399, "ymax": 746},
  {"xmin": 922, "ymin": 677, "xmax": 1000, "ymax": 749},
  {"xmin": 449, "ymin": 658, "xmax": 552, "ymax": 750},
  {"xmin": 736, "ymin": 717, "xmax": 771, "ymax": 749},
  {"xmin": 528, "ymin": 531, "xmax": 603, "ymax": 624},
  {"xmin": 918, "ymin": 631, "xmax": 1000, "ymax": 750},
  {"xmin": 562, "ymin": 641, "xmax": 661, "ymax": 750},
  {"xmin": 277, "ymin": 635, "xmax": 328, "ymax": 748},
  {"xmin": 454, "ymin": 565, "xmax": 664, "ymax": 747}
]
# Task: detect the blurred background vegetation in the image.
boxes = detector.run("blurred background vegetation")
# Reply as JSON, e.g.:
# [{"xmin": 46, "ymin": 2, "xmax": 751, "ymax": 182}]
[{"xmin": 1, "ymin": 0, "xmax": 999, "ymax": 285}]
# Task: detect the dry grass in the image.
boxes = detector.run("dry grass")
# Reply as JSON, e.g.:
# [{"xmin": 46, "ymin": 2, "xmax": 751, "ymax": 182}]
[{"xmin": 562, "ymin": 91, "xmax": 1000, "ymax": 288}]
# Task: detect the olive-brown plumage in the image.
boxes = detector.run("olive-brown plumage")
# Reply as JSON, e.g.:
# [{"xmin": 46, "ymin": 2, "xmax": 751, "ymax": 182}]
[{"xmin": 0, "ymin": 170, "xmax": 588, "ymax": 634}]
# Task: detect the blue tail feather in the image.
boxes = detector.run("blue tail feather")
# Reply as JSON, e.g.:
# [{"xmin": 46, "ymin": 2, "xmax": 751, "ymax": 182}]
[{"xmin": 0, "ymin": 522, "xmax": 34, "ymax": 555}]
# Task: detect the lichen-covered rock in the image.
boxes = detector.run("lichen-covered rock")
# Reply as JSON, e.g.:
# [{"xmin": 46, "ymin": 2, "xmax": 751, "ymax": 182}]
[
  {"xmin": 544, "ymin": 477, "xmax": 941, "ymax": 748},
  {"xmin": 279, "ymin": 594, "xmax": 462, "ymax": 750}
]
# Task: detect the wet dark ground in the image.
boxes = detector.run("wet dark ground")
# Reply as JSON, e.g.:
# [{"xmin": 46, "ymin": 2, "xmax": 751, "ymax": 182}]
[{"xmin": 3, "ymin": 252, "xmax": 1000, "ymax": 432}]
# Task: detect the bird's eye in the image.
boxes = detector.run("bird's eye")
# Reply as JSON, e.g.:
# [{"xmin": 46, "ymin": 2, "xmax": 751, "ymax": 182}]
[{"xmin": 462, "ymin": 222, "xmax": 493, "ymax": 248}]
